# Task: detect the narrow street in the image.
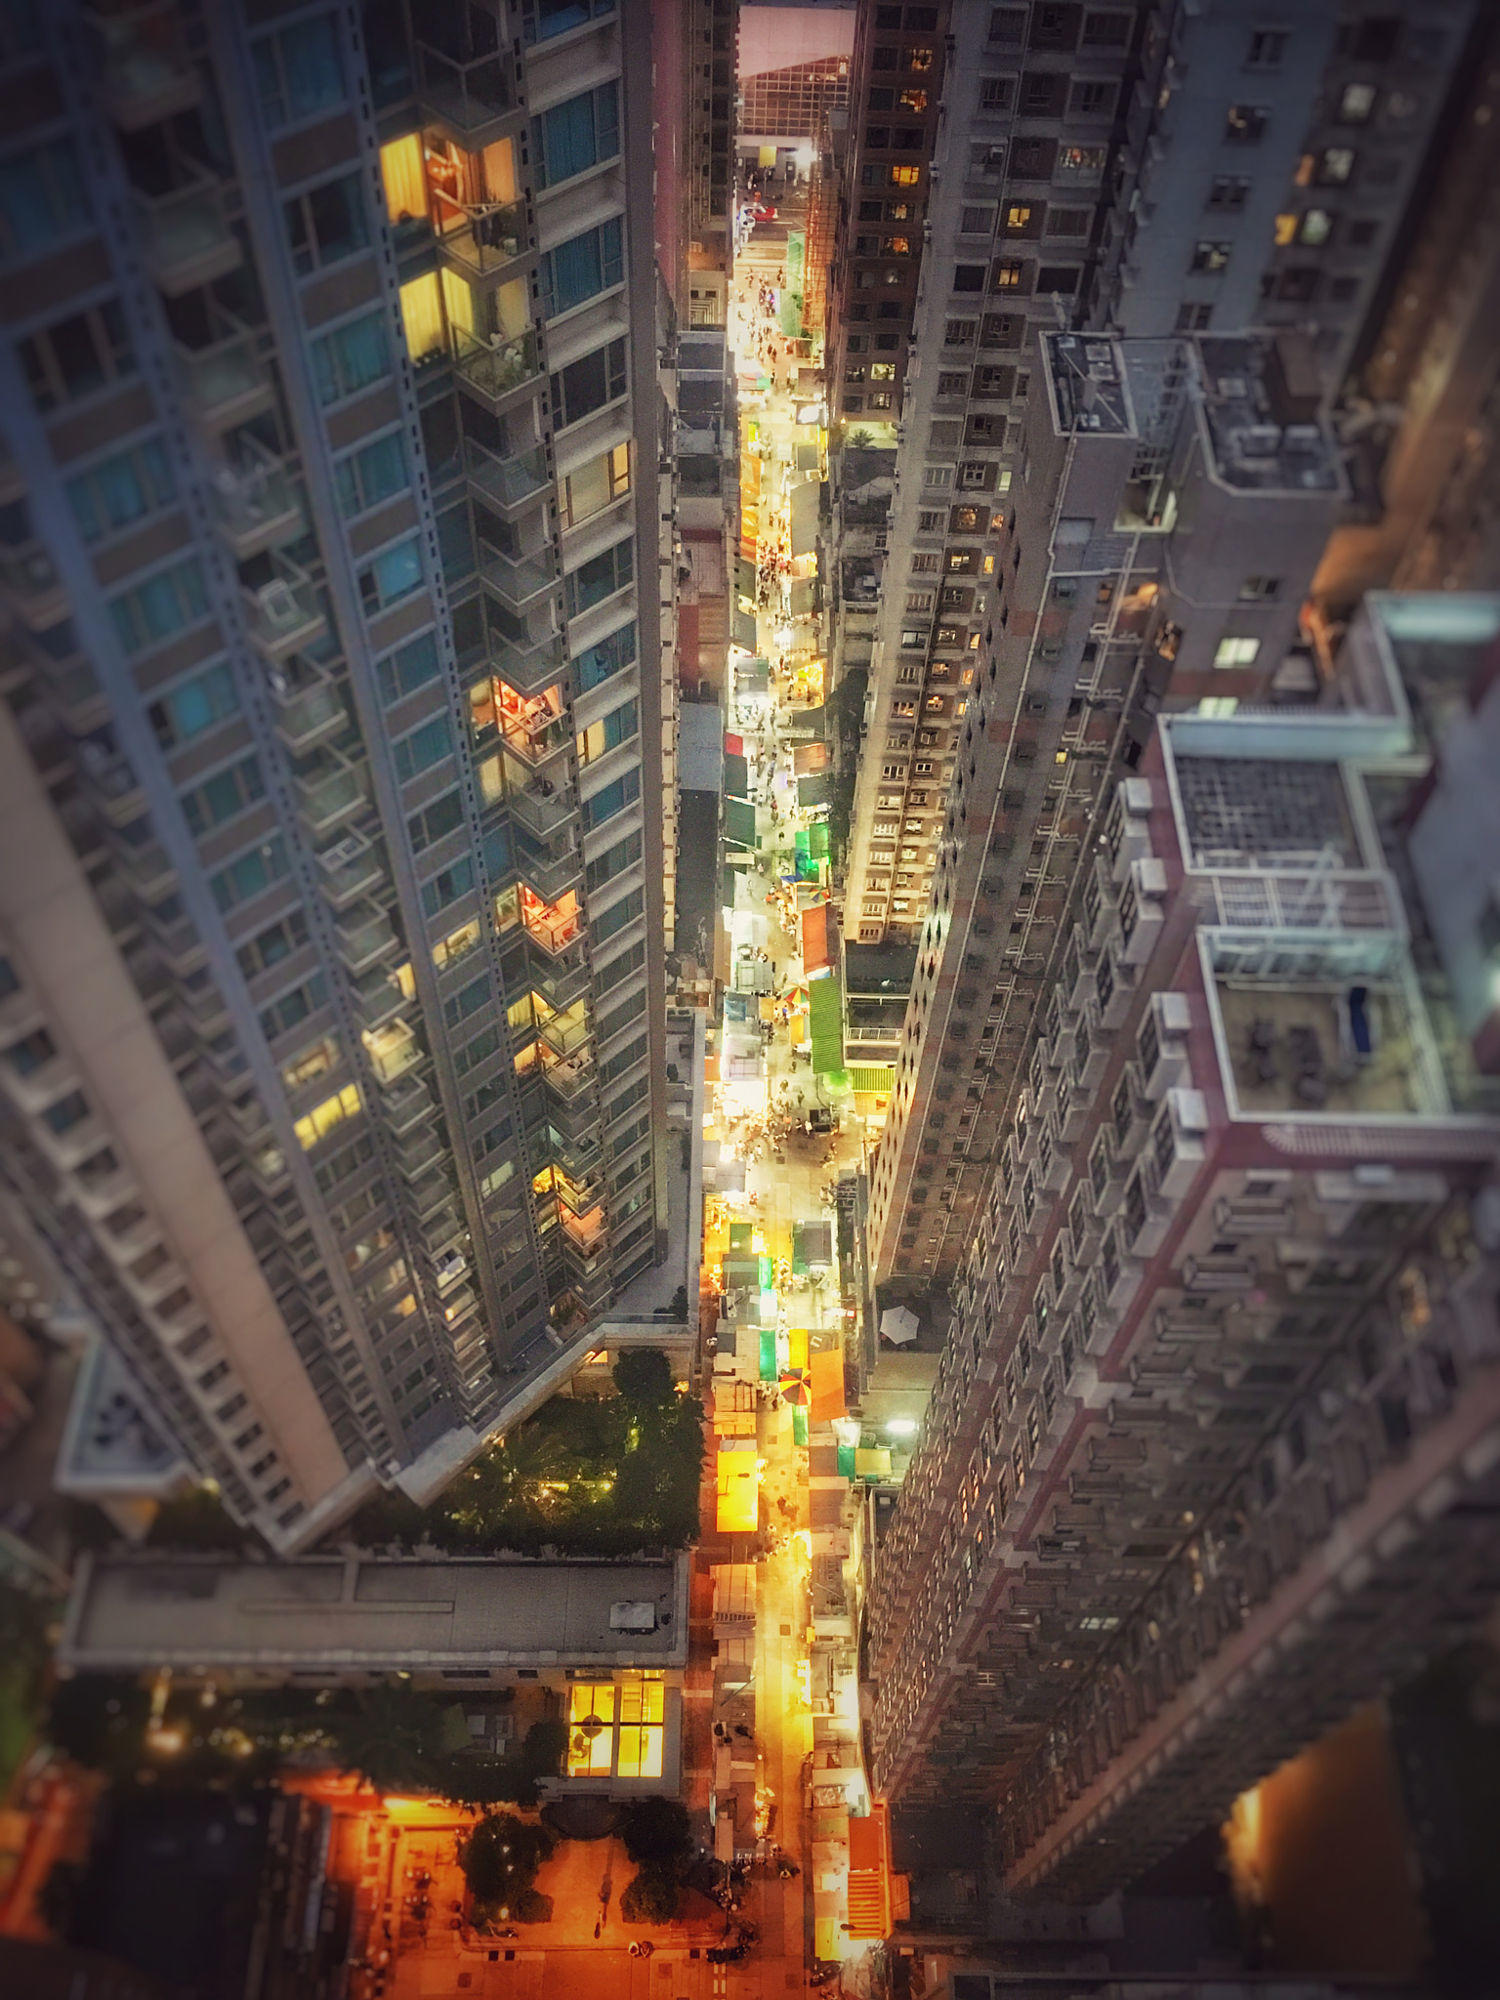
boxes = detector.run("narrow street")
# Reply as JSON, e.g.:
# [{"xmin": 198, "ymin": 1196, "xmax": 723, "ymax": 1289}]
[{"xmin": 687, "ymin": 168, "xmax": 880, "ymax": 1997}]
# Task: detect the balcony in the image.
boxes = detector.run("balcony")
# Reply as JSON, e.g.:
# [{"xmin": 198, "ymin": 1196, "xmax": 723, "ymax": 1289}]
[
  {"xmin": 243, "ymin": 573, "xmax": 327, "ymax": 659},
  {"xmin": 464, "ymin": 439, "xmax": 550, "ymax": 516},
  {"xmin": 383, "ymin": 1074, "xmax": 439, "ymax": 1137},
  {"xmin": 316, "ymin": 838, "xmax": 386, "ymax": 908},
  {"xmin": 543, "ymin": 1045, "xmax": 595, "ymax": 1104},
  {"xmin": 479, "ymin": 544, "xmax": 556, "ymax": 615},
  {"xmin": 139, "ymin": 176, "xmax": 241, "ymax": 295},
  {"xmin": 112, "ymin": 838, "xmax": 176, "ymax": 902},
  {"xmin": 436, "ymin": 198, "xmax": 530, "ymax": 281},
  {"xmin": 407, "ymin": 1172, "xmax": 457, "ymax": 1223},
  {"xmin": 496, "ymin": 690, "xmax": 570, "ymax": 771},
  {"xmin": 297, "ymin": 762, "xmax": 367, "ymax": 839},
  {"xmin": 542, "ymin": 1088, "xmax": 600, "ymax": 1144},
  {"xmin": 351, "ymin": 967, "xmax": 406, "ymax": 1034},
  {"xmin": 396, "ymin": 1127, "xmax": 446, "ymax": 1181},
  {"xmin": 520, "ymin": 852, "xmax": 584, "ymax": 928},
  {"xmin": 96, "ymin": 8, "xmax": 203, "ymax": 131},
  {"xmin": 365, "ymin": 1017, "xmax": 424, "ymax": 1084},
  {"xmin": 415, "ymin": 40, "xmax": 519, "ymax": 148},
  {"xmin": 559, "ymin": 1201, "xmax": 608, "ymax": 1255},
  {"xmin": 507, "ymin": 772, "xmax": 573, "ymax": 843},
  {"xmin": 334, "ymin": 907, "xmax": 400, "ymax": 975},
  {"xmin": 177, "ymin": 327, "xmax": 273, "ymax": 430},
  {"xmin": 538, "ymin": 1007, "xmax": 590, "ymax": 1060},
  {"xmin": 450, "ymin": 324, "xmax": 543, "ymax": 414},
  {"xmin": 273, "ymin": 679, "xmax": 346, "ymax": 755},
  {"xmin": 528, "ymin": 947, "xmax": 591, "ymax": 1013},
  {"xmin": 211, "ymin": 448, "xmax": 304, "ymax": 559},
  {"xmin": 1, "ymin": 542, "xmax": 67, "ymax": 632}
]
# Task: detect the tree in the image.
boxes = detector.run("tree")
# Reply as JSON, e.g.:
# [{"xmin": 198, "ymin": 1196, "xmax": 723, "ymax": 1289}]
[
  {"xmin": 620, "ymin": 1863, "xmax": 682, "ymax": 1923},
  {"xmin": 46, "ymin": 1674, "xmax": 152, "ymax": 1774},
  {"xmin": 318, "ymin": 1683, "xmax": 469, "ymax": 1794},
  {"xmin": 617, "ymin": 1795, "xmax": 692, "ymax": 1869},
  {"xmin": 612, "ymin": 1348, "xmax": 675, "ymax": 1405},
  {"xmin": 458, "ymin": 1812, "xmax": 555, "ymax": 1916}
]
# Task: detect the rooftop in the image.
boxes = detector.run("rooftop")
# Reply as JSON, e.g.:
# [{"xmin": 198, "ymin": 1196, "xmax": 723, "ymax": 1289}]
[
  {"xmin": 1194, "ymin": 334, "xmax": 1342, "ymax": 495},
  {"xmin": 1045, "ymin": 333, "xmax": 1135, "ymax": 437},
  {"xmin": 1174, "ymin": 754, "xmax": 1360, "ymax": 870},
  {"xmin": 63, "ymin": 1552, "xmax": 690, "ymax": 1673},
  {"xmin": 56, "ymin": 1338, "xmax": 186, "ymax": 1497}
]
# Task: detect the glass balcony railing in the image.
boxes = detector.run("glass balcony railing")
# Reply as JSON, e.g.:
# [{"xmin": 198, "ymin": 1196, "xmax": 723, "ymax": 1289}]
[
  {"xmin": 334, "ymin": 908, "xmax": 399, "ymax": 974},
  {"xmin": 464, "ymin": 439, "xmax": 550, "ymax": 514},
  {"xmin": 415, "ymin": 40, "xmax": 515, "ymax": 141},
  {"xmin": 479, "ymin": 544, "xmax": 556, "ymax": 613},
  {"xmin": 243, "ymin": 573, "xmax": 326, "ymax": 657},
  {"xmin": 177, "ymin": 329, "xmax": 272, "ymax": 429},
  {"xmin": 542, "ymin": 1045, "xmax": 594, "ymax": 1102},
  {"xmin": 450, "ymin": 324, "xmax": 542, "ymax": 408},
  {"xmin": 139, "ymin": 178, "xmax": 241, "ymax": 296},
  {"xmin": 507, "ymin": 775, "xmax": 573, "ymax": 842},
  {"xmin": 539, "ymin": 1009, "xmax": 591, "ymax": 1060},
  {"xmin": 297, "ymin": 764, "xmax": 367, "ymax": 836},
  {"xmin": 99, "ymin": 16, "xmax": 202, "ymax": 132},
  {"xmin": 436, "ymin": 198, "xmax": 529, "ymax": 277},
  {"xmin": 515, "ymin": 837, "xmax": 581, "ymax": 905},
  {"xmin": 383, "ymin": 1075, "xmax": 438, "ymax": 1137},
  {"xmin": 274, "ymin": 680, "xmax": 345, "ymax": 754},
  {"xmin": 211, "ymin": 449, "xmax": 304, "ymax": 557},
  {"xmin": 523, "ymin": 900, "xmax": 582, "ymax": 956},
  {"xmin": 317, "ymin": 844, "xmax": 385, "ymax": 908}
]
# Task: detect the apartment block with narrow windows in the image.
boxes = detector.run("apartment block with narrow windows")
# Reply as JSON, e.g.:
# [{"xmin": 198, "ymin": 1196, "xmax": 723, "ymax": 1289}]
[
  {"xmin": 827, "ymin": 0, "xmax": 949, "ymax": 436},
  {"xmin": 842, "ymin": 0, "xmax": 1477, "ymax": 1286},
  {"xmin": 867, "ymin": 328, "xmax": 1350, "ymax": 1285},
  {"xmin": 864, "ymin": 588, "xmax": 1500, "ymax": 1900},
  {"xmin": 0, "ymin": 0, "xmax": 669, "ymax": 1548}
]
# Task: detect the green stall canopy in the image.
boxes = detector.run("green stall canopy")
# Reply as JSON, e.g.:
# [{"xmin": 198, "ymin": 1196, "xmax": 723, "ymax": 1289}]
[
  {"xmin": 808, "ymin": 973, "xmax": 844, "ymax": 1073},
  {"xmin": 724, "ymin": 798, "xmax": 758, "ymax": 850}
]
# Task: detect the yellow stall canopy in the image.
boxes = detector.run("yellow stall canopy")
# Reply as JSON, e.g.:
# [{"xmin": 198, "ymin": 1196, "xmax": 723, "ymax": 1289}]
[{"xmin": 716, "ymin": 1438, "xmax": 760, "ymax": 1534}]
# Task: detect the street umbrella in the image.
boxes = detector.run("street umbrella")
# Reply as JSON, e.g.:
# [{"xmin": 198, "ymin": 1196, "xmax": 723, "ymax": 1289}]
[{"xmin": 778, "ymin": 1367, "xmax": 811, "ymax": 1407}]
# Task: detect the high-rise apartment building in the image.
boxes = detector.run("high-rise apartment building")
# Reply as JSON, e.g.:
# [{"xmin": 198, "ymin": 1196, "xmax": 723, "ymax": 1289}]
[
  {"xmin": 0, "ymin": 0, "xmax": 671, "ymax": 1549},
  {"xmin": 864, "ymin": 580, "xmax": 1500, "ymax": 1900},
  {"xmin": 831, "ymin": 0, "xmax": 1480, "ymax": 1285}
]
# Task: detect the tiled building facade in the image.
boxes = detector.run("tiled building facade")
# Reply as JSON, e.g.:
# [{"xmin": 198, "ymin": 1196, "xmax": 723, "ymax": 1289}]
[{"xmin": 0, "ymin": 0, "xmax": 671, "ymax": 1546}]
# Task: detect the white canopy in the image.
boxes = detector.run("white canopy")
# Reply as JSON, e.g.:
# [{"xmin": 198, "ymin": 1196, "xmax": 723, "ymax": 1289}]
[{"xmin": 880, "ymin": 1306, "xmax": 919, "ymax": 1346}]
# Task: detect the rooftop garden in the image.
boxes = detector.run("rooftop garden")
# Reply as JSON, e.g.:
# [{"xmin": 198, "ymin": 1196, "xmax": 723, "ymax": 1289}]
[{"xmin": 344, "ymin": 1348, "xmax": 705, "ymax": 1558}]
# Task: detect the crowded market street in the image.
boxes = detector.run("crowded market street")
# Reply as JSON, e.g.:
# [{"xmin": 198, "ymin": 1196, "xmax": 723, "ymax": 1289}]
[{"xmin": 690, "ymin": 166, "xmax": 891, "ymax": 1997}]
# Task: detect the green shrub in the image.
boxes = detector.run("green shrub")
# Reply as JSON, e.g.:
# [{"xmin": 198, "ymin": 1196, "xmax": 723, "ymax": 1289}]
[{"xmin": 620, "ymin": 1863, "xmax": 682, "ymax": 1924}]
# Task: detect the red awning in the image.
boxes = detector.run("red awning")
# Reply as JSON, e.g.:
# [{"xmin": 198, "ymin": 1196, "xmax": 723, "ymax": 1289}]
[{"xmin": 802, "ymin": 904, "xmax": 831, "ymax": 974}]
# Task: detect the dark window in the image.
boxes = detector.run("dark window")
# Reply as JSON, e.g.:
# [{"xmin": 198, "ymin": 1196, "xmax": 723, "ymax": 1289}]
[
  {"xmin": 285, "ymin": 172, "xmax": 369, "ymax": 274},
  {"xmin": 1225, "ymin": 104, "xmax": 1268, "ymax": 144},
  {"xmin": 564, "ymin": 535, "xmax": 633, "ymax": 616},
  {"xmin": 18, "ymin": 300, "xmax": 133, "ymax": 413},
  {"xmin": 549, "ymin": 336, "xmax": 627, "ymax": 428}
]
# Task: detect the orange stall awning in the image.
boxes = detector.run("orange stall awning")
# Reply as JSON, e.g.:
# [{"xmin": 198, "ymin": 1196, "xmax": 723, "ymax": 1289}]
[
  {"xmin": 801, "ymin": 904, "xmax": 831, "ymax": 974},
  {"xmin": 809, "ymin": 1347, "xmax": 845, "ymax": 1423}
]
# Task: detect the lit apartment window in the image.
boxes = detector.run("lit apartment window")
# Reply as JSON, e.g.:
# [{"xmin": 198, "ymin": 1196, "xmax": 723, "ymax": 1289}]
[
  {"xmin": 616, "ymin": 1676, "xmax": 665, "ymax": 1779},
  {"xmin": 1213, "ymin": 635, "xmax": 1260, "ymax": 668},
  {"xmin": 293, "ymin": 1083, "xmax": 361, "ymax": 1151},
  {"xmin": 567, "ymin": 1682, "xmax": 615, "ymax": 1776},
  {"xmin": 1190, "ymin": 240, "xmax": 1231, "ymax": 273}
]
